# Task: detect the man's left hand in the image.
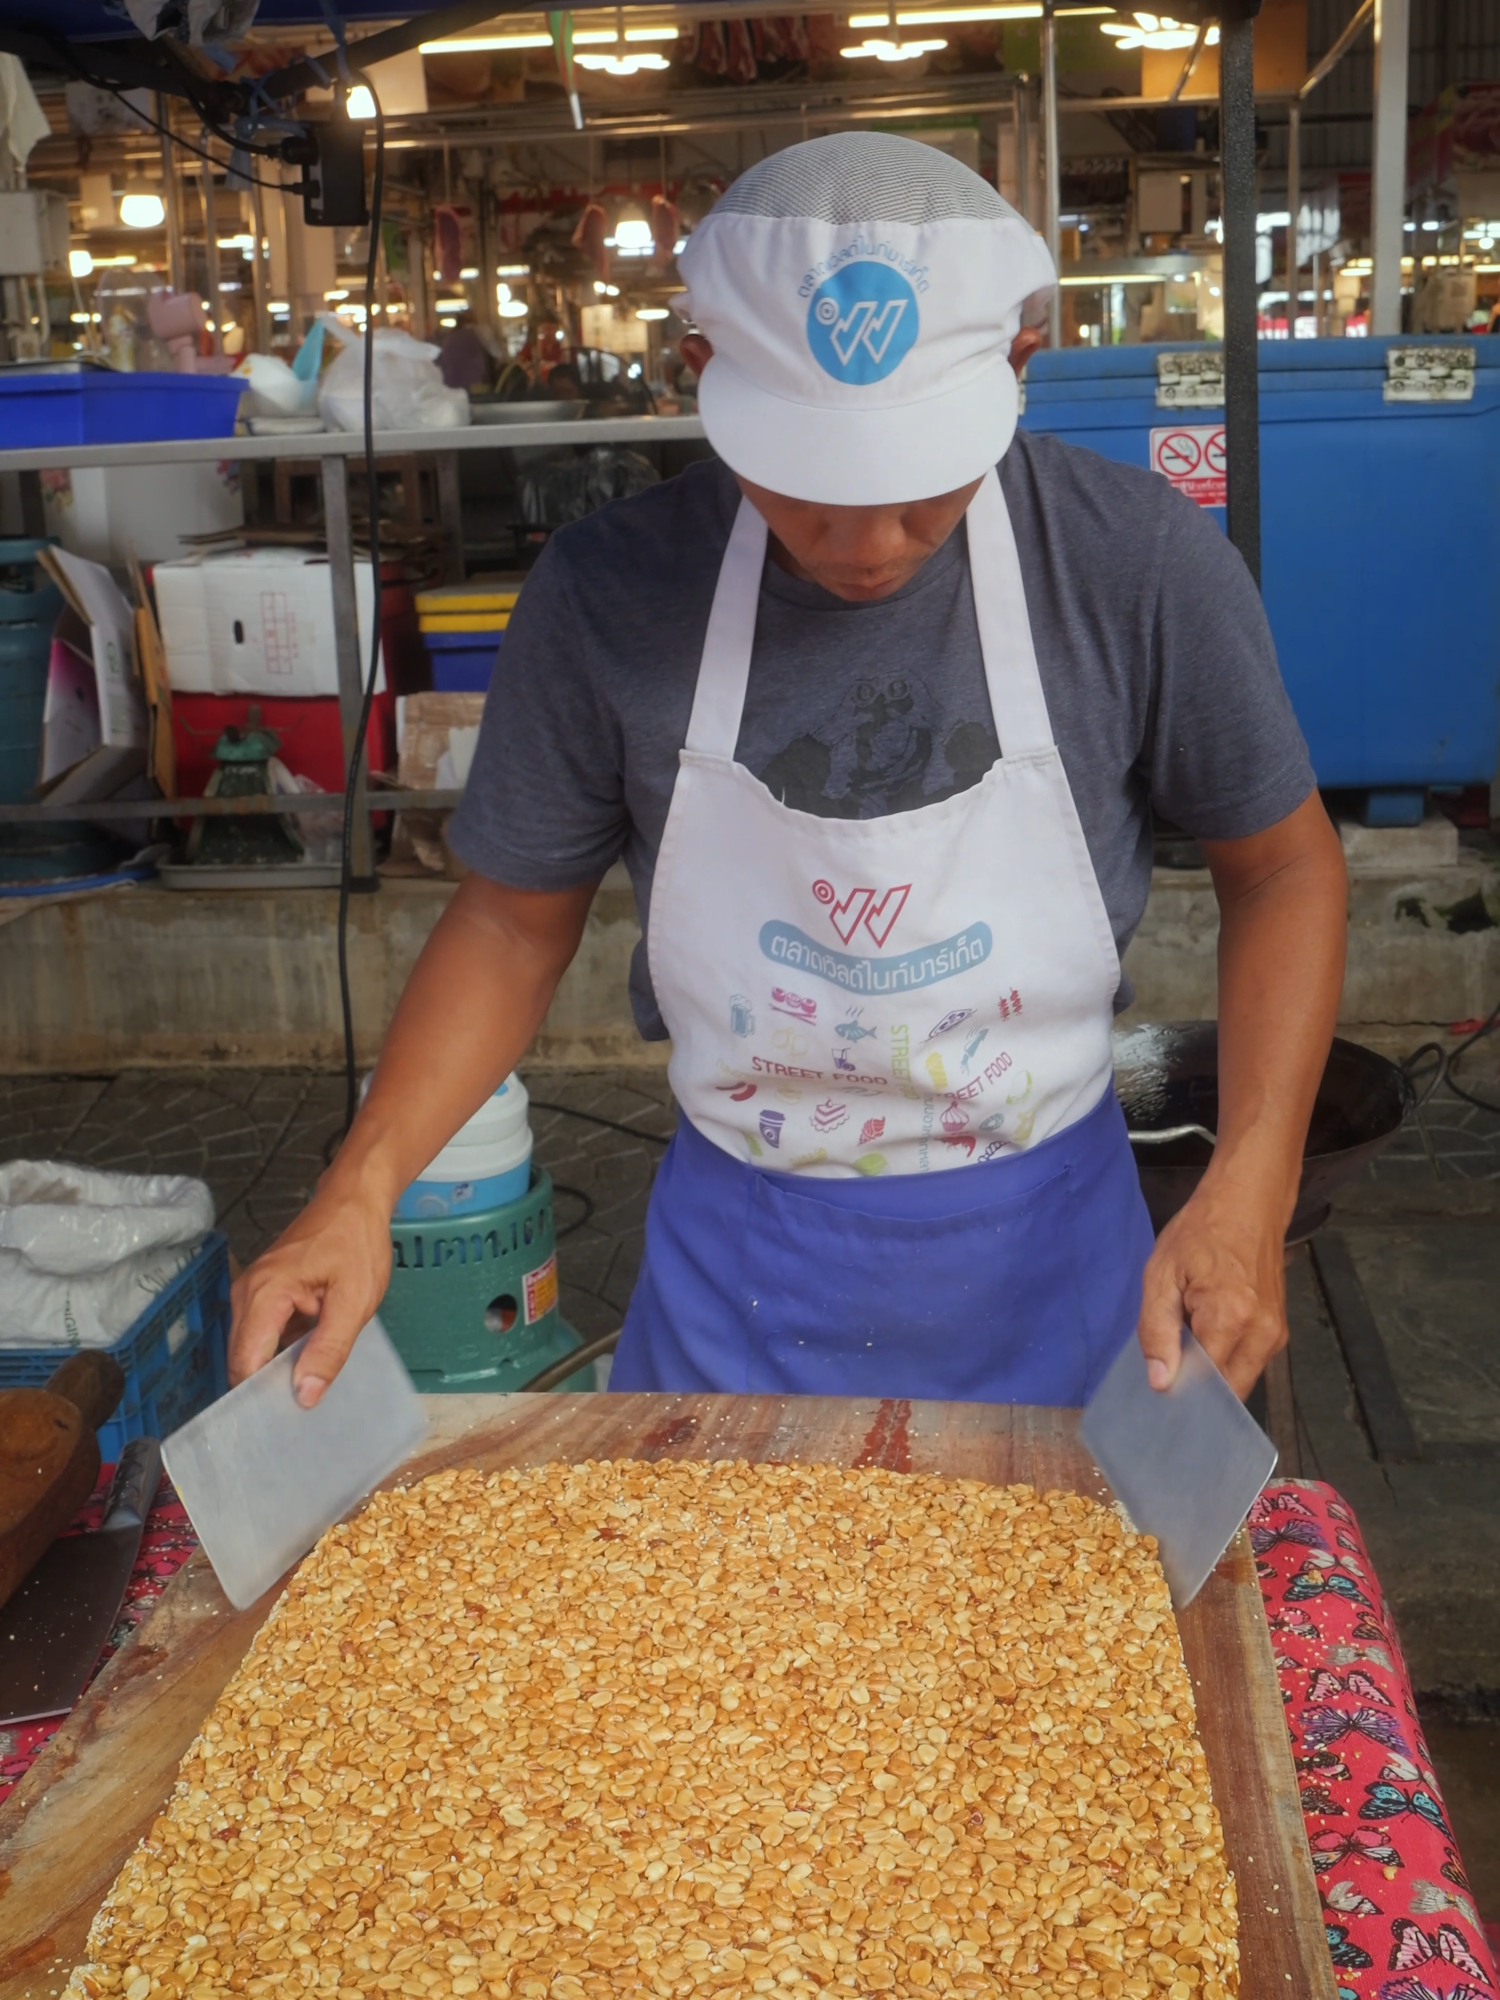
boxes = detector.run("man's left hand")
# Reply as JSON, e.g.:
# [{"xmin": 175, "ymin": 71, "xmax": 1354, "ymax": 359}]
[{"xmin": 1136, "ymin": 1179, "xmax": 1288, "ymax": 1400}]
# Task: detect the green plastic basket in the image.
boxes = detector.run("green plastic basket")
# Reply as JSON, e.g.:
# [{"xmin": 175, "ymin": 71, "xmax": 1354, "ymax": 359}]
[{"xmin": 378, "ymin": 1169, "xmax": 593, "ymax": 1393}]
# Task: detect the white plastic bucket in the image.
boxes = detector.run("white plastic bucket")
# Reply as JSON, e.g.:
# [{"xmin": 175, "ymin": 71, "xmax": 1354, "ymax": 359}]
[{"xmin": 392, "ymin": 1075, "xmax": 534, "ymax": 1220}]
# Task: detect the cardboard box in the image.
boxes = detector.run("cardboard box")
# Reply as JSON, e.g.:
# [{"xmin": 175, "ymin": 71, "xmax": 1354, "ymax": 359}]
[
  {"xmin": 153, "ymin": 546, "xmax": 388, "ymax": 699},
  {"xmin": 36, "ymin": 549, "xmax": 147, "ymax": 797}
]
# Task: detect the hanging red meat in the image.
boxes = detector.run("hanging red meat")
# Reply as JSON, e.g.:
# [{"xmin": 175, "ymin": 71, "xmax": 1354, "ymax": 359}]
[
  {"xmin": 725, "ymin": 18, "xmax": 757, "ymax": 83},
  {"xmin": 433, "ymin": 206, "xmax": 463, "ymax": 287},
  {"xmin": 571, "ymin": 200, "xmax": 609, "ymax": 284},
  {"xmin": 650, "ymin": 192, "xmax": 680, "ymax": 266}
]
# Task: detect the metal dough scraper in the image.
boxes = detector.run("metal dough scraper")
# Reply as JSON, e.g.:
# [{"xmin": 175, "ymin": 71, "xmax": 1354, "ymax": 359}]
[
  {"xmin": 1080, "ymin": 1327, "xmax": 1277, "ymax": 1608},
  {"xmin": 163, "ymin": 1317, "xmax": 427, "ymax": 1611}
]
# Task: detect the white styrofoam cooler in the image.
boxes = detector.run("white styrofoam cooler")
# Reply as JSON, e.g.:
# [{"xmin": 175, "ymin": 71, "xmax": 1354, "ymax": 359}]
[
  {"xmin": 154, "ymin": 547, "xmax": 387, "ymax": 698},
  {"xmin": 44, "ymin": 462, "xmax": 244, "ymax": 568}
]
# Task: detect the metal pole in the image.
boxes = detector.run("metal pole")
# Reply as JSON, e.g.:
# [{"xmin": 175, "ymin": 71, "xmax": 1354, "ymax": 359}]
[
  {"xmin": 321, "ymin": 453, "xmax": 375, "ymax": 882},
  {"xmin": 1370, "ymin": 0, "xmax": 1410, "ymax": 336},
  {"xmin": 1219, "ymin": 0, "xmax": 1261, "ymax": 584},
  {"xmin": 249, "ymin": 176, "xmax": 271, "ymax": 355},
  {"xmin": 1041, "ymin": 0, "xmax": 1062, "ymax": 346},
  {"xmin": 197, "ymin": 153, "xmax": 221, "ymax": 353},
  {"xmin": 1286, "ymin": 100, "xmax": 1300, "ymax": 335},
  {"xmin": 157, "ymin": 95, "xmax": 187, "ymax": 295},
  {"xmin": 1014, "ymin": 79, "xmax": 1030, "ymax": 225}
]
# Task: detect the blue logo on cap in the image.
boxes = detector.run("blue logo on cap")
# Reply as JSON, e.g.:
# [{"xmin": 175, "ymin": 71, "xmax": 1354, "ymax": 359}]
[{"xmin": 806, "ymin": 260, "xmax": 919, "ymax": 385}]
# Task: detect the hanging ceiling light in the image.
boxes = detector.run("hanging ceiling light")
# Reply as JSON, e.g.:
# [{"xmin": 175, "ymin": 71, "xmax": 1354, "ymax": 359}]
[
  {"xmin": 1100, "ymin": 11, "xmax": 1218, "ymax": 50},
  {"xmin": 840, "ymin": 35, "xmax": 947, "ymax": 56},
  {"xmin": 119, "ymin": 185, "xmax": 166, "ymax": 229},
  {"xmin": 575, "ymin": 48, "xmax": 669, "ymax": 71},
  {"xmin": 345, "ymin": 83, "xmax": 376, "ymax": 118},
  {"xmin": 68, "ymin": 248, "xmax": 94, "ymax": 278},
  {"xmin": 613, "ymin": 206, "xmax": 656, "ymax": 252},
  {"xmin": 575, "ymin": 5, "xmax": 672, "ymax": 74},
  {"xmin": 843, "ymin": 1, "xmax": 946, "ymax": 62}
]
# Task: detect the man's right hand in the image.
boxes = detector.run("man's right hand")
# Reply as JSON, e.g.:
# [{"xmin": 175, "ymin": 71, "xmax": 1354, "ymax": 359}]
[{"xmin": 230, "ymin": 1180, "xmax": 395, "ymax": 1407}]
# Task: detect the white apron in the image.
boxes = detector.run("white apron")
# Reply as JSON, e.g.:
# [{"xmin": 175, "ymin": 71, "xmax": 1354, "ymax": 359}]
[{"xmin": 647, "ymin": 467, "xmax": 1121, "ymax": 1179}]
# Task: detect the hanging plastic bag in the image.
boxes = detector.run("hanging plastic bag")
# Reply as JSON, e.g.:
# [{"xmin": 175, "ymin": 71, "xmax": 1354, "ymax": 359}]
[
  {"xmin": 0, "ymin": 1160, "xmax": 215, "ymax": 1348},
  {"xmin": 316, "ymin": 313, "xmax": 471, "ymax": 433}
]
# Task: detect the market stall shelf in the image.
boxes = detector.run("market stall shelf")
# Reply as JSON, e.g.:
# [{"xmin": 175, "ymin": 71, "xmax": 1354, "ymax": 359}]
[{"xmin": 0, "ymin": 1394, "xmax": 1334, "ymax": 2000}]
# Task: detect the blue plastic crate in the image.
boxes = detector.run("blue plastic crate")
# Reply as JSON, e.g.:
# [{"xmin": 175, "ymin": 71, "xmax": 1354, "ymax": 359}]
[
  {"xmin": 423, "ymin": 626, "xmax": 503, "ymax": 693},
  {"xmin": 0, "ymin": 371, "xmax": 244, "ymax": 448},
  {"xmin": 0, "ymin": 1231, "xmax": 231, "ymax": 1461}
]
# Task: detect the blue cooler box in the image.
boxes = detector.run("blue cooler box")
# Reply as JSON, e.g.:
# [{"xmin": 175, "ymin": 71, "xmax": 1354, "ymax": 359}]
[{"xmin": 1020, "ymin": 337, "xmax": 1500, "ymax": 793}]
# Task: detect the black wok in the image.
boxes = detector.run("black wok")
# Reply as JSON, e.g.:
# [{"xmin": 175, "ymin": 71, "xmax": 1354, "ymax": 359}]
[{"xmin": 1113, "ymin": 1021, "xmax": 1415, "ymax": 1244}]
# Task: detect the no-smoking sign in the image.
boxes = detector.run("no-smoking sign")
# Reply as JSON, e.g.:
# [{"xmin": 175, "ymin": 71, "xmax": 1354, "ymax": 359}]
[{"xmin": 1149, "ymin": 424, "xmax": 1227, "ymax": 507}]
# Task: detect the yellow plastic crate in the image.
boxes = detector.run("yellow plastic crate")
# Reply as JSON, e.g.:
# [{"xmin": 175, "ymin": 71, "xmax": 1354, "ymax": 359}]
[
  {"xmin": 415, "ymin": 585, "xmax": 521, "ymax": 616},
  {"xmin": 419, "ymin": 611, "xmax": 512, "ymax": 633}
]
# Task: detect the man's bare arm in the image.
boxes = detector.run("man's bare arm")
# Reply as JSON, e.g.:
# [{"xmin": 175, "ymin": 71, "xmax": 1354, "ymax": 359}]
[
  {"xmin": 230, "ymin": 874, "xmax": 599, "ymax": 1405},
  {"xmin": 1136, "ymin": 792, "xmax": 1347, "ymax": 1396}
]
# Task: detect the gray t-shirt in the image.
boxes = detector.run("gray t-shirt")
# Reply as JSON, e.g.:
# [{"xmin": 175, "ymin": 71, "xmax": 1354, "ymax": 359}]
[{"xmin": 449, "ymin": 432, "xmax": 1314, "ymax": 1036}]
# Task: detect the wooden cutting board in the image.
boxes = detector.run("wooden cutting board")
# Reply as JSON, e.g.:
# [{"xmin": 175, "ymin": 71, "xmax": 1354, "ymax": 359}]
[{"xmin": 0, "ymin": 1394, "xmax": 1333, "ymax": 2000}]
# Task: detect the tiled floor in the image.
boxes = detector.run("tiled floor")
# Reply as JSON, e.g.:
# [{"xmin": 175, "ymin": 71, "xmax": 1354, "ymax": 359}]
[{"xmin": 0, "ymin": 1065, "xmax": 675, "ymax": 1356}]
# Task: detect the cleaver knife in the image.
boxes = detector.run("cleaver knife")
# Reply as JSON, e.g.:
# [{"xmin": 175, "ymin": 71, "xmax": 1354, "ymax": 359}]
[
  {"xmin": 1080, "ymin": 1327, "xmax": 1277, "ymax": 1608},
  {"xmin": 0, "ymin": 1434, "xmax": 162, "ymax": 1726},
  {"xmin": 162, "ymin": 1316, "xmax": 427, "ymax": 1612}
]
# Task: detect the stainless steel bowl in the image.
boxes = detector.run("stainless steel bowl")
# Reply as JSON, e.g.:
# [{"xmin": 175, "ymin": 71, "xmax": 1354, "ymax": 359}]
[{"xmin": 469, "ymin": 398, "xmax": 587, "ymax": 425}]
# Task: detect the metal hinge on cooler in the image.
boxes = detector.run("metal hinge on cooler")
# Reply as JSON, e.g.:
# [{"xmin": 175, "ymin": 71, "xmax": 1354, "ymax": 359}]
[
  {"xmin": 1385, "ymin": 344, "xmax": 1476, "ymax": 402},
  {"xmin": 1156, "ymin": 350, "xmax": 1225, "ymax": 408}
]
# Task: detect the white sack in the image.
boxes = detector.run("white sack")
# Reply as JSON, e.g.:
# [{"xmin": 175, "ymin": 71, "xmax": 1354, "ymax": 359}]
[
  {"xmin": 0, "ymin": 1160, "xmax": 215, "ymax": 1349},
  {"xmin": 317, "ymin": 318, "xmax": 470, "ymax": 434}
]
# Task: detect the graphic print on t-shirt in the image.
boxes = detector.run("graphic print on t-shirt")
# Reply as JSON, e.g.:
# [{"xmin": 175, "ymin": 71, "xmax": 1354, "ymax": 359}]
[{"xmin": 755, "ymin": 670, "xmax": 1001, "ymax": 820}]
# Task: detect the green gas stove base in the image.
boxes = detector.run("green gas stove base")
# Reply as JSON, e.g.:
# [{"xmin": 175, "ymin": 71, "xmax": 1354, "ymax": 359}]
[{"xmin": 378, "ymin": 1169, "xmax": 595, "ymax": 1393}]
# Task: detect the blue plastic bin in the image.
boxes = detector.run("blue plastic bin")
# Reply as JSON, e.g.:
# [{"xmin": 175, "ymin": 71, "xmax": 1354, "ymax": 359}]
[
  {"xmin": 0, "ymin": 370, "xmax": 244, "ymax": 448},
  {"xmin": 1020, "ymin": 337, "xmax": 1500, "ymax": 791},
  {"xmin": 422, "ymin": 625, "xmax": 503, "ymax": 693},
  {"xmin": 0, "ymin": 1231, "xmax": 231, "ymax": 1461}
]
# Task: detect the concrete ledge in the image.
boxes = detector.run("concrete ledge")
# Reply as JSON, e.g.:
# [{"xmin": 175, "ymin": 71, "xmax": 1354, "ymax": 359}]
[
  {"xmin": 3, "ymin": 856, "xmax": 1497, "ymax": 1071},
  {"xmin": 0, "ymin": 870, "xmax": 654, "ymax": 1073},
  {"xmin": 1119, "ymin": 859, "xmax": 1500, "ymax": 1030}
]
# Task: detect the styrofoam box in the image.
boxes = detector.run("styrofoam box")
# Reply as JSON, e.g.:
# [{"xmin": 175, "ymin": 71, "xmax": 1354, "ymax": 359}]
[
  {"xmin": 154, "ymin": 547, "xmax": 387, "ymax": 698},
  {"xmin": 45, "ymin": 462, "xmax": 243, "ymax": 568}
]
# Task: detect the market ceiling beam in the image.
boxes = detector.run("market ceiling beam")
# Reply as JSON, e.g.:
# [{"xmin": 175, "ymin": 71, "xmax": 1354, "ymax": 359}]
[
  {"xmin": 373, "ymin": 67, "xmax": 1027, "ymax": 143},
  {"xmin": 260, "ymin": 0, "xmax": 674, "ymax": 100},
  {"xmin": 1297, "ymin": 0, "xmax": 1372, "ymax": 100}
]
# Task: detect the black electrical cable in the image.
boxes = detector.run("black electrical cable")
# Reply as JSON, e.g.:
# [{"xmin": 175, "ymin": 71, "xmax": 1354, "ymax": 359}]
[
  {"xmin": 550, "ymin": 1183, "xmax": 595, "ymax": 1235},
  {"xmin": 1443, "ymin": 999, "xmax": 1500, "ymax": 1114},
  {"xmin": 64, "ymin": 64, "xmax": 301, "ymax": 182},
  {"xmin": 337, "ymin": 71, "xmax": 386, "ymax": 1137},
  {"xmin": 528, "ymin": 1101, "xmax": 673, "ymax": 1146}
]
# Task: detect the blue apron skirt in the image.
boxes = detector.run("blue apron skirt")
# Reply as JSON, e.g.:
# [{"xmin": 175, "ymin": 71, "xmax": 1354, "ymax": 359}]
[{"xmin": 611, "ymin": 1083, "xmax": 1154, "ymax": 1403}]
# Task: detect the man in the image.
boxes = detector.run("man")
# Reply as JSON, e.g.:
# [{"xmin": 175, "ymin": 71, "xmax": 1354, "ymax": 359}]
[{"xmin": 231, "ymin": 132, "xmax": 1346, "ymax": 1410}]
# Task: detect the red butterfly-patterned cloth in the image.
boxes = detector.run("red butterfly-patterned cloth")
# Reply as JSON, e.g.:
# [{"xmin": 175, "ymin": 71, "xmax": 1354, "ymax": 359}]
[
  {"xmin": 0, "ymin": 1470, "xmax": 1494, "ymax": 2000},
  {"xmin": 1253, "ymin": 1478, "xmax": 1497, "ymax": 1999}
]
